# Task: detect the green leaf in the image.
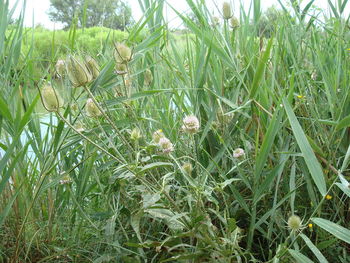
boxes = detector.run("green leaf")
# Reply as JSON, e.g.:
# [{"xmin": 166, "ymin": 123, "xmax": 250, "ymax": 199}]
[
  {"xmin": 300, "ymin": 233, "xmax": 328, "ymax": 263},
  {"xmin": 312, "ymin": 218, "xmax": 350, "ymax": 244},
  {"xmin": 335, "ymin": 115, "xmax": 350, "ymax": 131},
  {"xmin": 283, "ymin": 98, "xmax": 326, "ymax": 196},
  {"xmin": 288, "ymin": 249, "xmax": 314, "ymax": 263}
]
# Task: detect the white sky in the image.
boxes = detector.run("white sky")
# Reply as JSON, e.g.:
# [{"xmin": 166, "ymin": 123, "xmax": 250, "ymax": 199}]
[{"xmin": 8, "ymin": 0, "xmax": 343, "ymax": 29}]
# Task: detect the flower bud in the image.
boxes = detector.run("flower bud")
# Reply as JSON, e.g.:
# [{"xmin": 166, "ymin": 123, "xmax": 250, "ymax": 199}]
[
  {"xmin": 230, "ymin": 16, "xmax": 239, "ymax": 29},
  {"xmin": 86, "ymin": 98, "xmax": 102, "ymax": 117},
  {"xmin": 182, "ymin": 115, "xmax": 200, "ymax": 134},
  {"xmin": 222, "ymin": 2, "xmax": 232, "ymax": 20},
  {"xmin": 66, "ymin": 56, "xmax": 92, "ymax": 87},
  {"xmin": 131, "ymin": 127, "xmax": 142, "ymax": 141},
  {"xmin": 182, "ymin": 162, "xmax": 193, "ymax": 175},
  {"xmin": 152, "ymin": 129, "xmax": 165, "ymax": 144},
  {"xmin": 85, "ymin": 56, "xmax": 100, "ymax": 79},
  {"xmin": 144, "ymin": 69, "xmax": 153, "ymax": 86},
  {"xmin": 287, "ymin": 215, "xmax": 301, "ymax": 231},
  {"xmin": 41, "ymin": 84, "xmax": 63, "ymax": 112}
]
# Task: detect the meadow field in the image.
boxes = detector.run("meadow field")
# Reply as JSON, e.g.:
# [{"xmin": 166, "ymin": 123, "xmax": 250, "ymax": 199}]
[{"xmin": 1, "ymin": 0, "xmax": 350, "ymax": 262}]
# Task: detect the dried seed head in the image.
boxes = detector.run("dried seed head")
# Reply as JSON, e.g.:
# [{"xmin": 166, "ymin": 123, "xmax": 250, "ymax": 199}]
[
  {"xmin": 287, "ymin": 215, "xmax": 301, "ymax": 231},
  {"xmin": 66, "ymin": 56, "xmax": 92, "ymax": 87},
  {"xmin": 85, "ymin": 56, "xmax": 100, "ymax": 79},
  {"xmin": 182, "ymin": 162, "xmax": 193, "ymax": 175},
  {"xmin": 41, "ymin": 84, "xmax": 63, "ymax": 112},
  {"xmin": 233, "ymin": 148, "xmax": 245, "ymax": 158},
  {"xmin": 55, "ymin": 59, "xmax": 66, "ymax": 78},
  {"xmin": 222, "ymin": 2, "xmax": 232, "ymax": 20},
  {"xmin": 182, "ymin": 115, "xmax": 200, "ymax": 134},
  {"xmin": 230, "ymin": 16, "xmax": 240, "ymax": 28},
  {"xmin": 114, "ymin": 43, "xmax": 132, "ymax": 64},
  {"xmin": 86, "ymin": 98, "xmax": 102, "ymax": 117},
  {"xmin": 144, "ymin": 69, "xmax": 153, "ymax": 86},
  {"xmin": 152, "ymin": 129, "xmax": 165, "ymax": 144},
  {"xmin": 158, "ymin": 137, "xmax": 174, "ymax": 154}
]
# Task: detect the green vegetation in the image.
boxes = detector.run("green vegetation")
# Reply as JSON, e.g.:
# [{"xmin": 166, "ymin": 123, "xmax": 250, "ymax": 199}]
[{"xmin": 1, "ymin": 0, "xmax": 350, "ymax": 262}]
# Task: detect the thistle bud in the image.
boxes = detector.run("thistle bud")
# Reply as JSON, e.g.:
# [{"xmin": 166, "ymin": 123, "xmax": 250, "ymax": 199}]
[
  {"xmin": 131, "ymin": 127, "xmax": 142, "ymax": 141},
  {"xmin": 85, "ymin": 56, "xmax": 100, "ymax": 79},
  {"xmin": 114, "ymin": 43, "xmax": 132, "ymax": 64},
  {"xmin": 222, "ymin": 2, "xmax": 232, "ymax": 20},
  {"xmin": 152, "ymin": 129, "xmax": 165, "ymax": 144},
  {"xmin": 287, "ymin": 215, "xmax": 301, "ymax": 231},
  {"xmin": 41, "ymin": 84, "xmax": 63, "ymax": 112},
  {"xmin": 182, "ymin": 162, "xmax": 193, "ymax": 175},
  {"xmin": 230, "ymin": 16, "xmax": 240, "ymax": 29},
  {"xmin": 66, "ymin": 56, "xmax": 92, "ymax": 87},
  {"xmin": 86, "ymin": 98, "xmax": 102, "ymax": 117},
  {"xmin": 55, "ymin": 59, "xmax": 66, "ymax": 78},
  {"xmin": 144, "ymin": 69, "xmax": 153, "ymax": 86},
  {"xmin": 182, "ymin": 115, "xmax": 200, "ymax": 134}
]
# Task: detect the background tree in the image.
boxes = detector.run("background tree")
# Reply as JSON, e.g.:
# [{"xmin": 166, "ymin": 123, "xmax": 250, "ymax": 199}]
[{"xmin": 48, "ymin": 0, "xmax": 133, "ymax": 30}]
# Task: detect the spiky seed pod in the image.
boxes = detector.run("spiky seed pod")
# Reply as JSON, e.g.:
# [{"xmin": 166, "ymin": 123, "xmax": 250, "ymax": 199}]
[
  {"xmin": 222, "ymin": 2, "xmax": 232, "ymax": 20},
  {"xmin": 86, "ymin": 98, "xmax": 102, "ymax": 118},
  {"xmin": 41, "ymin": 84, "xmax": 63, "ymax": 112},
  {"xmin": 55, "ymin": 59, "xmax": 66, "ymax": 78},
  {"xmin": 114, "ymin": 43, "xmax": 132, "ymax": 64},
  {"xmin": 288, "ymin": 215, "xmax": 301, "ymax": 231},
  {"xmin": 182, "ymin": 115, "xmax": 200, "ymax": 134},
  {"xmin": 66, "ymin": 56, "xmax": 92, "ymax": 87},
  {"xmin": 152, "ymin": 129, "xmax": 165, "ymax": 144},
  {"xmin": 230, "ymin": 16, "xmax": 240, "ymax": 28},
  {"xmin": 85, "ymin": 56, "xmax": 100, "ymax": 79},
  {"xmin": 182, "ymin": 162, "xmax": 193, "ymax": 175},
  {"xmin": 144, "ymin": 69, "xmax": 153, "ymax": 86}
]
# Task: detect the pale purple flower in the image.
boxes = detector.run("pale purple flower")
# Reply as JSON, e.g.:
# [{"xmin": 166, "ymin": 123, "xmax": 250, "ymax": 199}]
[
  {"xmin": 233, "ymin": 148, "xmax": 245, "ymax": 158},
  {"xmin": 158, "ymin": 137, "xmax": 174, "ymax": 154},
  {"xmin": 182, "ymin": 115, "xmax": 200, "ymax": 134}
]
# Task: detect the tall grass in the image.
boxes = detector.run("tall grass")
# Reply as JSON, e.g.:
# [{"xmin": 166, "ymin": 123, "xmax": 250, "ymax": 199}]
[{"xmin": 1, "ymin": 0, "xmax": 350, "ymax": 262}]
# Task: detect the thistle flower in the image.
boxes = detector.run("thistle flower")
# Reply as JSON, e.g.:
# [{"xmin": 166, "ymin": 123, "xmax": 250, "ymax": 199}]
[
  {"xmin": 287, "ymin": 215, "xmax": 301, "ymax": 231},
  {"xmin": 86, "ymin": 98, "xmax": 102, "ymax": 117},
  {"xmin": 152, "ymin": 129, "xmax": 165, "ymax": 144},
  {"xmin": 55, "ymin": 59, "xmax": 66, "ymax": 77},
  {"xmin": 85, "ymin": 56, "xmax": 100, "ymax": 79},
  {"xmin": 222, "ymin": 2, "xmax": 232, "ymax": 20},
  {"xmin": 230, "ymin": 16, "xmax": 240, "ymax": 29},
  {"xmin": 66, "ymin": 56, "xmax": 92, "ymax": 87},
  {"xmin": 41, "ymin": 84, "xmax": 63, "ymax": 112},
  {"xmin": 131, "ymin": 127, "xmax": 142, "ymax": 141},
  {"xmin": 144, "ymin": 69, "xmax": 153, "ymax": 86},
  {"xmin": 233, "ymin": 148, "xmax": 245, "ymax": 158},
  {"xmin": 182, "ymin": 115, "xmax": 200, "ymax": 134},
  {"xmin": 182, "ymin": 162, "xmax": 193, "ymax": 175},
  {"xmin": 158, "ymin": 137, "xmax": 174, "ymax": 154}
]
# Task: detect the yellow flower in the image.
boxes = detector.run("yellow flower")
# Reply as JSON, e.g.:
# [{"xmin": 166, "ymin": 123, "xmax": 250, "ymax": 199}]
[
  {"xmin": 325, "ymin": 194, "xmax": 332, "ymax": 200},
  {"xmin": 297, "ymin": 95, "xmax": 304, "ymax": 99},
  {"xmin": 308, "ymin": 223, "xmax": 313, "ymax": 229}
]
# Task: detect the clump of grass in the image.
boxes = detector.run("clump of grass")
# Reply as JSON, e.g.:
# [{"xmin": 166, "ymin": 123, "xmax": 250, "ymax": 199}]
[{"xmin": 1, "ymin": 0, "xmax": 350, "ymax": 262}]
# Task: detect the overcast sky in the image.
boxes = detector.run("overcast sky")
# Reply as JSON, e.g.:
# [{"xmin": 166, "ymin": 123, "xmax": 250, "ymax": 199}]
[{"xmin": 8, "ymin": 0, "xmax": 342, "ymax": 29}]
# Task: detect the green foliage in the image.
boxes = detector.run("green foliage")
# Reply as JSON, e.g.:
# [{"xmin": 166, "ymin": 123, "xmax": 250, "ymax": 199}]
[
  {"xmin": 1, "ymin": 0, "xmax": 350, "ymax": 262},
  {"xmin": 48, "ymin": 0, "xmax": 134, "ymax": 29}
]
